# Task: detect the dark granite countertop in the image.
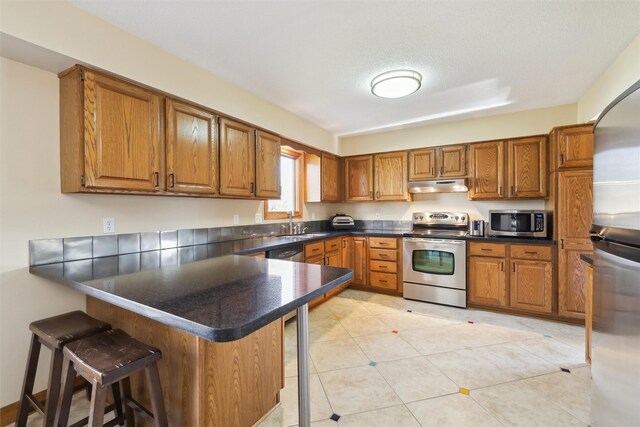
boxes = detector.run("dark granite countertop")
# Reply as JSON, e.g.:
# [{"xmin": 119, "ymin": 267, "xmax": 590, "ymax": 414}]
[
  {"xmin": 465, "ymin": 236, "xmax": 555, "ymax": 245},
  {"xmin": 31, "ymin": 254, "xmax": 352, "ymax": 342},
  {"xmin": 580, "ymin": 253, "xmax": 594, "ymax": 267}
]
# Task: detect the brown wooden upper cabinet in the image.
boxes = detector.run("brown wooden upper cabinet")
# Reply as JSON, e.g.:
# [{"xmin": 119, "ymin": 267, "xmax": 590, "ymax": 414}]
[
  {"xmin": 165, "ymin": 99, "xmax": 218, "ymax": 194},
  {"xmin": 438, "ymin": 145, "xmax": 467, "ymax": 178},
  {"xmin": 469, "ymin": 140, "xmax": 505, "ymax": 199},
  {"xmin": 321, "ymin": 153, "xmax": 341, "ymax": 202},
  {"xmin": 554, "ymin": 124, "xmax": 594, "ymax": 170},
  {"xmin": 374, "ymin": 151, "xmax": 409, "ymax": 201},
  {"xmin": 255, "ymin": 130, "xmax": 281, "ymax": 199},
  {"xmin": 470, "ymin": 136, "xmax": 547, "ymax": 200},
  {"xmin": 344, "ymin": 155, "xmax": 374, "ymax": 201},
  {"xmin": 60, "ymin": 67, "xmax": 163, "ymax": 193},
  {"xmin": 507, "ymin": 136, "xmax": 547, "ymax": 198},
  {"xmin": 219, "ymin": 117, "xmax": 256, "ymax": 197},
  {"xmin": 408, "ymin": 145, "xmax": 467, "ymax": 181}
]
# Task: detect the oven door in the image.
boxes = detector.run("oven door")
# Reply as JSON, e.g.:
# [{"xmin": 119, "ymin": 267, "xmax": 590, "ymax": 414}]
[{"xmin": 403, "ymin": 238, "xmax": 466, "ymax": 289}]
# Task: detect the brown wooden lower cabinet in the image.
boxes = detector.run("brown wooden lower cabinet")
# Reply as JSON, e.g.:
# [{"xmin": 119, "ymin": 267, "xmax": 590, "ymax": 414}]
[
  {"xmin": 468, "ymin": 242, "xmax": 554, "ymax": 316},
  {"xmin": 87, "ymin": 297, "xmax": 283, "ymax": 427},
  {"xmin": 510, "ymin": 259, "xmax": 553, "ymax": 313},
  {"xmin": 351, "ymin": 237, "xmax": 368, "ymax": 285},
  {"xmin": 468, "ymin": 255, "xmax": 508, "ymax": 307},
  {"xmin": 558, "ymin": 240, "xmax": 592, "ymax": 319}
]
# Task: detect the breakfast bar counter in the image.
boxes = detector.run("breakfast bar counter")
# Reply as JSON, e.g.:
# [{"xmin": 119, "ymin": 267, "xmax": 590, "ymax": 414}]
[{"xmin": 30, "ymin": 253, "xmax": 352, "ymax": 427}]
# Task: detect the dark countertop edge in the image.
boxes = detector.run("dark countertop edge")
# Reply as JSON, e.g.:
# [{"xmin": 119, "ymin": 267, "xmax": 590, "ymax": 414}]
[
  {"xmin": 580, "ymin": 253, "xmax": 594, "ymax": 267},
  {"xmin": 31, "ymin": 263, "xmax": 353, "ymax": 343},
  {"xmin": 465, "ymin": 236, "xmax": 555, "ymax": 245}
]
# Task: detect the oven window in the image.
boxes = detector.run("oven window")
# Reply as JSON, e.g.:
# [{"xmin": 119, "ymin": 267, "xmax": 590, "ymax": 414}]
[{"xmin": 412, "ymin": 250, "xmax": 455, "ymax": 275}]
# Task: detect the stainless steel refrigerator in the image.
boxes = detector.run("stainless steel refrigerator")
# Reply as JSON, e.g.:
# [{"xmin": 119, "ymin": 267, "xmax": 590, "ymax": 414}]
[{"xmin": 591, "ymin": 79, "xmax": 640, "ymax": 426}]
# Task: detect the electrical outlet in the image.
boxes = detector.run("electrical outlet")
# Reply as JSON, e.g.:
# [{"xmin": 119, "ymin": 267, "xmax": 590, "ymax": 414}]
[
  {"xmin": 103, "ymin": 217, "xmax": 115, "ymax": 234},
  {"xmin": 255, "ymin": 213, "xmax": 263, "ymax": 224},
  {"xmin": 233, "ymin": 214, "xmax": 240, "ymax": 225},
  {"xmin": 375, "ymin": 212, "xmax": 381, "ymax": 219}
]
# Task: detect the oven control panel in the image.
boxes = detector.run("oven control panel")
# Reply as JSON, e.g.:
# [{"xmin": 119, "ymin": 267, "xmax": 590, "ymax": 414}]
[{"xmin": 412, "ymin": 212, "xmax": 469, "ymax": 227}]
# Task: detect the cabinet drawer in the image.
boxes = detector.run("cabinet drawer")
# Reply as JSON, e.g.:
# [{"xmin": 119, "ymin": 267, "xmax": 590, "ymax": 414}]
[
  {"xmin": 324, "ymin": 238, "xmax": 341, "ymax": 253},
  {"xmin": 369, "ymin": 272, "xmax": 397, "ymax": 290},
  {"xmin": 370, "ymin": 260, "xmax": 397, "ymax": 273},
  {"xmin": 305, "ymin": 255, "xmax": 324, "ymax": 265},
  {"xmin": 468, "ymin": 242, "xmax": 506, "ymax": 257},
  {"xmin": 369, "ymin": 248, "xmax": 398, "ymax": 262},
  {"xmin": 369, "ymin": 237, "xmax": 397, "ymax": 249},
  {"xmin": 304, "ymin": 241, "xmax": 324, "ymax": 259},
  {"xmin": 510, "ymin": 244, "xmax": 552, "ymax": 261}
]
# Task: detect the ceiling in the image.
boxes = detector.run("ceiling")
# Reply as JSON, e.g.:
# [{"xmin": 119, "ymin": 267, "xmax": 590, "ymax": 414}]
[{"xmin": 69, "ymin": 0, "xmax": 640, "ymax": 137}]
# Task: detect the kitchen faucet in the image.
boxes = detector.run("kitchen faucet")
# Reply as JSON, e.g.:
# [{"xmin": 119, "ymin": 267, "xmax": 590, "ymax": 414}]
[{"xmin": 288, "ymin": 211, "xmax": 294, "ymax": 235}]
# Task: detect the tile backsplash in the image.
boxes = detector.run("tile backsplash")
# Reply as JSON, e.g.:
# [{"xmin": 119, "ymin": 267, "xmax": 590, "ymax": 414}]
[{"xmin": 28, "ymin": 219, "xmax": 411, "ymax": 266}]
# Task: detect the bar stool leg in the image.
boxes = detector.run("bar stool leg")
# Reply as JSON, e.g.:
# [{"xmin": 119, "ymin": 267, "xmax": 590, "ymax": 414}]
[
  {"xmin": 55, "ymin": 357, "xmax": 77, "ymax": 427},
  {"xmin": 16, "ymin": 334, "xmax": 42, "ymax": 427},
  {"xmin": 119, "ymin": 378, "xmax": 135, "ymax": 426},
  {"xmin": 145, "ymin": 363, "xmax": 168, "ymax": 427},
  {"xmin": 110, "ymin": 382, "xmax": 125, "ymax": 426},
  {"xmin": 88, "ymin": 383, "xmax": 107, "ymax": 427},
  {"xmin": 43, "ymin": 348, "xmax": 64, "ymax": 427}
]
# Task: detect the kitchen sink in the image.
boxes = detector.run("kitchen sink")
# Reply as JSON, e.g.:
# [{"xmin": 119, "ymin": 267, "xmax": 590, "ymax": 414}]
[{"xmin": 277, "ymin": 232, "xmax": 331, "ymax": 239}]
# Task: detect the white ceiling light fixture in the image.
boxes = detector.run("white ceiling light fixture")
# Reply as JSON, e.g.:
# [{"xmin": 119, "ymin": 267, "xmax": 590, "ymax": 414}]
[{"xmin": 371, "ymin": 69, "xmax": 422, "ymax": 98}]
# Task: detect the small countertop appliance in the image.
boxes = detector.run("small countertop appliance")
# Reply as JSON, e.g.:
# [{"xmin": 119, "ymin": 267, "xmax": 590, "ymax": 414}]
[{"xmin": 329, "ymin": 213, "xmax": 355, "ymax": 230}]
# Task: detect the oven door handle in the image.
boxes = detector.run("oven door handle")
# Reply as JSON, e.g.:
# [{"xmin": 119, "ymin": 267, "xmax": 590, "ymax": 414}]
[{"xmin": 403, "ymin": 238, "xmax": 465, "ymax": 244}]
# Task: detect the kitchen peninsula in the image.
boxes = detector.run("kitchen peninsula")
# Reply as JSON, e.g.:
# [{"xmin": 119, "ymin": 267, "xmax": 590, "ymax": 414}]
[{"xmin": 30, "ymin": 251, "xmax": 352, "ymax": 427}]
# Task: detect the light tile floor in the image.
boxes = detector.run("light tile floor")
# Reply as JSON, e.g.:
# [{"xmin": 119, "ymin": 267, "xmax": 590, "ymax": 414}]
[{"xmin": 260, "ymin": 289, "xmax": 591, "ymax": 427}]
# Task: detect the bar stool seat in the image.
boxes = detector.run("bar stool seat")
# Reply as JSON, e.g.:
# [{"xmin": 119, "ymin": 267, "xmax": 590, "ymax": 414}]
[
  {"xmin": 56, "ymin": 329, "xmax": 168, "ymax": 427},
  {"xmin": 16, "ymin": 311, "xmax": 112, "ymax": 427}
]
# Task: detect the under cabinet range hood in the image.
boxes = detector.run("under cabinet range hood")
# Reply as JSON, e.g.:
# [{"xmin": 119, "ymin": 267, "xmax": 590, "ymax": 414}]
[{"xmin": 408, "ymin": 179, "xmax": 468, "ymax": 194}]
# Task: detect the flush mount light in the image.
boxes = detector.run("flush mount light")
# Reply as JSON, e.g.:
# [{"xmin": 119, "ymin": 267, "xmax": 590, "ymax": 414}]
[{"xmin": 371, "ymin": 69, "xmax": 422, "ymax": 98}]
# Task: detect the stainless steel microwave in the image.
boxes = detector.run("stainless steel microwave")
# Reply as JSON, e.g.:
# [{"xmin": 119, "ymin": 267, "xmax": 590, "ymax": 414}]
[{"xmin": 488, "ymin": 210, "xmax": 548, "ymax": 238}]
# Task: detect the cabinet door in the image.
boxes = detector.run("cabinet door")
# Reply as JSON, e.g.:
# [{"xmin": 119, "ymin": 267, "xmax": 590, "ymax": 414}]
[
  {"xmin": 468, "ymin": 256, "xmax": 507, "ymax": 306},
  {"xmin": 510, "ymin": 259, "xmax": 552, "ymax": 313},
  {"xmin": 558, "ymin": 125, "xmax": 594, "ymax": 169},
  {"xmin": 408, "ymin": 148, "xmax": 436, "ymax": 181},
  {"xmin": 374, "ymin": 151, "xmax": 408, "ymax": 201},
  {"xmin": 255, "ymin": 130, "xmax": 281, "ymax": 199},
  {"xmin": 165, "ymin": 100, "xmax": 217, "ymax": 194},
  {"xmin": 438, "ymin": 145, "xmax": 467, "ymax": 178},
  {"xmin": 321, "ymin": 153, "xmax": 341, "ymax": 201},
  {"xmin": 352, "ymin": 237, "xmax": 368, "ymax": 285},
  {"xmin": 507, "ymin": 136, "xmax": 547, "ymax": 198},
  {"xmin": 342, "ymin": 237, "xmax": 353, "ymax": 269},
  {"xmin": 219, "ymin": 118, "xmax": 255, "ymax": 197},
  {"xmin": 325, "ymin": 251, "xmax": 341, "ymax": 267},
  {"xmin": 83, "ymin": 71, "xmax": 162, "ymax": 191},
  {"xmin": 344, "ymin": 155, "xmax": 374, "ymax": 201},
  {"xmin": 558, "ymin": 242, "xmax": 592, "ymax": 319},
  {"xmin": 558, "ymin": 170, "xmax": 593, "ymax": 240},
  {"xmin": 469, "ymin": 141, "xmax": 505, "ymax": 199}
]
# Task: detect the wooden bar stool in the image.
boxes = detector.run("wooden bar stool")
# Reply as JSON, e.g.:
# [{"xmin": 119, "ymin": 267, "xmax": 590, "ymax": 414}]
[
  {"xmin": 56, "ymin": 329, "xmax": 168, "ymax": 427},
  {"xmin": 16, "ymin": 311, "xmax": 113, "ymax": 427}
]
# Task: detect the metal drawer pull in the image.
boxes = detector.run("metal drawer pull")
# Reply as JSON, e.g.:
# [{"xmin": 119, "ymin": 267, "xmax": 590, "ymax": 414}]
[
  {"xmin": 379, "ymin": 279, "xmax": 388, "ymax": 283},
  {"xmin": 481, "ymin": 248, "xmax": 492, "ymax": 252},
  {"xmin": 500, "ymin": 262, "xmax": 504, "ymax": 271},
  {"xmin": 524, "ymin": 251, "xmax": 538, "ymax": 255},
  {"xmin": 380, "ymin": 265, "xmax": 387, "ymax": 269},
  {"xmin": 380, "ymin": 254, "xmax": 388, "ymax": 257}
]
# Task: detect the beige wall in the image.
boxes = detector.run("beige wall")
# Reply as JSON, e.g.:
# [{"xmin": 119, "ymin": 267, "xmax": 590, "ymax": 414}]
[
  {"xmin": 577, "ymin": 32, "xmax": 640, "ymax": 122},
  {"xmin": 338, "ymin": 103, "xmax": 577, "ymax": 156}
]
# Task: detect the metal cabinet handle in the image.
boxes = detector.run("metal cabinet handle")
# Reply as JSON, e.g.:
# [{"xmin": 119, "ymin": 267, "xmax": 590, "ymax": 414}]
[
  {"xmin": 440, "ymin": 166, "xmax": 444, "ymax": 175},
  {"xmin": 380, "ymin": 254, "xmax": 388, "ymax": 258},
  {"xmin": 431, "ymin": 167, "xmax": 435, "ymax": 175},
  {"xmin": 561, "ymin": 239, "xmax": 564, "ymax": 249},
  {"xmin": 560, "ymin": 153, "xmax": 565, "ymax": 165},
  {"xmin": 512, "ymin": 263, "xmax": 516, "ymax": 272},
  {"xmin": 154, "ymin": 172, "xmax": 159, "ymax": 187},
  {"xmin": 510, "ymin": 186, "xmax": 514, "ymax": 196},
  {"xmin": 524, "ymin": 251, "xmax": 538, "ymax": 255},
  {"xmin": 481, "ymin": 248, "xmax": 492, "ymax": 251},
  {"xmin": 250, "ymin": 182, "xmax": 254, "ymax": 193},
  {"xmin": 380, "ymin": 265, "xmax": 387, "ymax": 269},
  {"xmin": 380, "ymin": 279, "xmax": 388, "ymax": 283},
  {"xmin": 500, "ymin": 262, "xmax": 504, "ymax": 271},
  {"xmin": 498, "ymin": 186, "xmax": 503, "ymax": 196},
  {"xmin": 376, "ymin": 191, "xmax": 380, "ymax": 199},
  {"xmin": 169, "ymin": 173, "xmax": 175, "ymax": 188}
]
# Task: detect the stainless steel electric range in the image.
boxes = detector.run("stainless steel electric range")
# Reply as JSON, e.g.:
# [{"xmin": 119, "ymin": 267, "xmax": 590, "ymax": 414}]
[{"xmin": 403, "ymin": 212, "xmax": 468, "ymax": 308}]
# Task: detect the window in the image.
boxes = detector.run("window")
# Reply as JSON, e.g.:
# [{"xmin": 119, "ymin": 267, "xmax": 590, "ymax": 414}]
[{"xmin": 265, "ymin": 147, "xmax": 304, "ymax": 219}]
